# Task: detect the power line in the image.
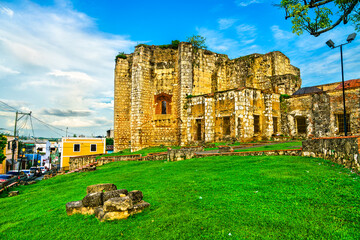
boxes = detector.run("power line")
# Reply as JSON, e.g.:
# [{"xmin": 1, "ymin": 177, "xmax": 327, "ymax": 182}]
[{"xmin": 0, "ymin": 100, "xmax": 18, "ymax": 112}]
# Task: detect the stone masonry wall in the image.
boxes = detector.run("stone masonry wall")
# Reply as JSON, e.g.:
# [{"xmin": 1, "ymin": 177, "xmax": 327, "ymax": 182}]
[
  {"xmin": 114, "ymin": 43, "xmax": 301, "ymax": 152},
  {"xmin": 302, "ymin": 136, "xmax": 360, "ymax": 171},
  {"xmin": 282, "ymin": 88, "xmax": 360, "ymax": 138}
]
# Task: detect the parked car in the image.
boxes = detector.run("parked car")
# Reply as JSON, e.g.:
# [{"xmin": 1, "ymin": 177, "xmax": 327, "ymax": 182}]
[
  {"xmin": 21, "ymin": 170, "xmax": 35, "ymax": 178},
  {"xmin": 0, "ymin": 174, "xmax": 14, "ymax": 183},
  {"xmin": 6, "ymin": 170, "xmax": 26, "ymax": 179},
  {"xmin": 30, "ymin": 167, "xmax": 42, "ymax": 176},
  {"xmin": 39, "ymin": 166, "xmax": 47, "ymax": 174}
]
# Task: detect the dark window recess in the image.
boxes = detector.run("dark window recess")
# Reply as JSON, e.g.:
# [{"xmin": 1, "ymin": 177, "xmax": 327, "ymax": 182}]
[
  {"xmin": 273, "ymin": 117, "xmax": 278, "ymax": 133},
  {"xmin": 73, "ymin": 144, "xmax": 80, "ymax": 152},
  {"xmin": 296, "ymin": 117, "xmax": 307, "ymax": 134},
  {"xmin": 223, "ymin": 117, "xmax": 231, "ymax": 135},
  {"xmin": 254, "ymin": 115, "xmax": 260, "ymax": 133},
  {"xmin": 91, "ymin": 144, "xmax": 97, "ymax": 152},
  {"xmin": 7, "ymin": 142, "xmax": 10, "ymax": 150},
  {"xmin": 336, "ymin": 114, "xmax": 350, "ymax": 133},
  {"xmin": 196, "ymin": 119, "xmax": 202, "ymax": 141},
  {"xmin": 161, "ymin": 101, "xmax": 167, "ymax": 114}
]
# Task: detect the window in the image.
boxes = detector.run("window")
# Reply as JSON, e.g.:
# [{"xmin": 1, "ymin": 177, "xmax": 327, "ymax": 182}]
[
  {"xmin": 273, "ymin": 117, "xmax": 278, "ymax": 133},
  {"xmin": 73, "ymin": 144, "xmax": 80, "ymax": 152},
  {"xmin": 336, "ymin": 114, "xmax": 350, "ymax": 133},
  {"xmin": 223, "ymin": 117, "xmax": 230, "ymax": 135},
  {"xmin": 296, "ymin": 117, "xmax": 307, "ymax": 134},
  {"xmin": 254, "ymin": 115, "xmax": 260, "ymax": 134},
  {"xmin": 154, "ymin": 93, "xmax": 172, "ymax": 115},
  {"xmin": 7, "ymin": 142, "xmax": 10, "ymax": 150},
  {"xmin": 161, "ymin": 101, "xmax": 167, "ymax": 114},
  {"xmin": 196, "ymin": 119, "xmax": 202, "ymax": 140},
  {"xmin": 90, "ymin": 144, "xmax": 97, "ymax": 152}
]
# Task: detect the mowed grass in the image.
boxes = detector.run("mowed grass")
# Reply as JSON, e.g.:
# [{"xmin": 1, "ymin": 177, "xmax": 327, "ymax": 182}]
[
  {"xmin": 1, "ymin": 155, "xmax": 360, "ymax": 239},
  {"xmin": 234, "ymin": 141, "xmax": 303, "ymax": 152}
]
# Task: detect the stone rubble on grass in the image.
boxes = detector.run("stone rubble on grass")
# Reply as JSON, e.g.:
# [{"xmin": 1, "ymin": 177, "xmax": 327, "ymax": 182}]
[
  {"xmin": 8, "ymin": 191, "xmax": 19, "ymax": 197},
  {"xmin": 66, "ymin": 183, "xmax": 150, "ymax": 221}
]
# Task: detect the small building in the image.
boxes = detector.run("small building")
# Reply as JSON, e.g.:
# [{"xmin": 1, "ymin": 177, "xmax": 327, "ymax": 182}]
[
  {"xmin": 0, "ymin": 135, "xmax": 18, "ymax": 173},
  {"xmin": 60, "ymin": 137, "xmax": 106, "ymax": 170}
]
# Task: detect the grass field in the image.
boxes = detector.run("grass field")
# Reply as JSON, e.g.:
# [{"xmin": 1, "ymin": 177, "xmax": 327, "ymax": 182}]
[
  {"xmin": 234, "ymin": 141, "xmax": 303, "ymax": 152},
  {"xmin": 1, "ymin": 155, "xmax": 360, "ymax": 239}
]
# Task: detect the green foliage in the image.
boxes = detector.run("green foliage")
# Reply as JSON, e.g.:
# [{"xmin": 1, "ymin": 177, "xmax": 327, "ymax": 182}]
[
  {"xmin": 280, "ymin": 94, "xmax": 291, "ymax": 102},
  {"xmin": 158, "ymin": 40, "xmax": 180, "ymax": 49},
  {"xmin": 186, "ymin": 35, "xmax": 207, "ymax": 49},
  {"xmin": 279, "ymin": 0, "xmax": 360, "ymax": 36},
  {"xmin": 0, "ymin": 134, "xmax": 6, "ymax": 162},
  {"xmin": 1, "ymin": 155, "xmax": 360, "ymax": 239},
  {"xmin": 106, "ymin": 138, "xmax": 114, "ymax": 146},
  {"xmin": 115, "ymin": 52, "xmax": 127, "ymax": 62}
]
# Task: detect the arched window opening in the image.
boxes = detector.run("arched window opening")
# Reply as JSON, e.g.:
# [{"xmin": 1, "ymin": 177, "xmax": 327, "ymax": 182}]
[{"xmin": 162, "ymin": 101, "xmax": 167, "ymax": 114}]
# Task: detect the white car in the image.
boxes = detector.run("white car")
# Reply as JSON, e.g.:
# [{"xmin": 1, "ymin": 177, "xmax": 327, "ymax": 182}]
[
  {"xmin": 40, "ymin": 166, "xmax": 47, "ymax": 174},
  {"xmin": 21, "ymin": 170, "xmax": 35, "ymax": 178}
]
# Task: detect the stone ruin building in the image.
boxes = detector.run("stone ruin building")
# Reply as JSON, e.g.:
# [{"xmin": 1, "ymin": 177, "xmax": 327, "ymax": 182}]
[{"xmin": 114, "ymin": 42, "xmax": 360, "ymax": 152}]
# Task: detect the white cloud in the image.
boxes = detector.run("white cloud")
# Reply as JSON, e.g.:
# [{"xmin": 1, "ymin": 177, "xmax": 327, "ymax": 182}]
[
  {"xmin": 236, "ymin": 24, "xmax": 257, "ymax": 45},
  {"xmin": 0, "ymin": 1, "xmax": 137, "ymax": 137},
  {"xmin": 235, "ymin": 0, "xmax": 262, "ymax": 7},
  {"xmin": 197, "ymin": 27, "xmax": 239, "ymax": 52},
  {"xmin": 271, "ymin": 25, "xmax": 294, "ymax": 41},
  {"xmin": 0, "ymin": 6, "xmax": 14, "ymax": 17},
  {"xmin": 218, "ymin": 18, "xmax": 238, "ymax": 30},
  {"xmin": 0, "ymin": 64, "xmax": 20, "ymax": 74}
]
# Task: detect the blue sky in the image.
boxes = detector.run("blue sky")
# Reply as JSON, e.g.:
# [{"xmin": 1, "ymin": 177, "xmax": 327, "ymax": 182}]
[{"xmin": 0, "ymin": 0, "xmax": 359, "ymax": 138}]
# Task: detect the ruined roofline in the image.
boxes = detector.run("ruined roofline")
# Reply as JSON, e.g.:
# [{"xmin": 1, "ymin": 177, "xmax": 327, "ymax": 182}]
[
  {"xmin": 125, "ymin": 42, "xmax": 291, "ymax": 62},
  {"xmin": 289, "ymin": 85, "xmax": 360, "ymax": 98}
]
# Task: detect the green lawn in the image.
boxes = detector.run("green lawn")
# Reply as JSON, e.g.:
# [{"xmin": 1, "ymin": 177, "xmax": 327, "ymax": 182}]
[
  {"xmin": 97, "ymin": 145, "xmax": 181, "ymax": 159},
  {"xmin": 1, "ymin": 155, "xmax": 360, "ymax": 239},
  {"xmin": 234, "ymin": 141, "xmax": 303, "ymax": 152}
]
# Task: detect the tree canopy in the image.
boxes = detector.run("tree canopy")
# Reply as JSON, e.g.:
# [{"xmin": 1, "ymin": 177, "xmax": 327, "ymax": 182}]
[
  {"xmin": 0, "ymin": 134, "xmax": 6, "ymax": 163},
  {"xmin": 280, "ymin": 0, "xmax": 360, "ymax": 36},
  {"xmin": 186, "ymin": 35, "xmax": 207, "ymax": 49}
]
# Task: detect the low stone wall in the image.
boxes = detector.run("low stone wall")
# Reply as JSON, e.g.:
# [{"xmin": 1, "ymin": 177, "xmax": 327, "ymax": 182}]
[
  {"xmin": 194, "ymin": 149, "xmax": 302, "ymax": 158},
  {"xmin": 167, "ymin": 146, "xmax": 204, "ymax": 162},
  {"xmin": 69, "ymin": 154, "xmax": 101, "ymax": 171},
  {"xmin": 302, "ymin": 136, "xmax": 360, "ymax": 171}
]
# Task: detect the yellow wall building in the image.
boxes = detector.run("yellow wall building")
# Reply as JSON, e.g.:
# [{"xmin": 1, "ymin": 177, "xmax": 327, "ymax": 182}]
[{"xmin": 60, "ymin": 138, "xmax": 106, "ymax": 170}]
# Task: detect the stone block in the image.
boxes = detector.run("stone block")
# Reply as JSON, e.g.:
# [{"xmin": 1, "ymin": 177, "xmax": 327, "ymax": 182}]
[
  {"xmin": 129, "ymin": 201, "xmax": 150, "ymax": 214},
  {"xmin": 66, "ymin": 200, "xmax": 94, "ymax": 215},
  {"xmin": 82, "ymin": 192, "xmax": 103, "ymax": 207},
  {"xmin": 103, "ymin": 196, "xmax": 133, "ymax": 212},
  {"xmin": 103, "ymin": 189, "xmax": 129, "ymax": 202},
  {"xmin": 100, "ymin": 211, "xmax": 130, "ymax": 222},
  {"xmin": 86, "ymin": 183, "xmax": 117, "ymax": 194},
  {"xmin": 128, "ymin": 190, "xmax": 143, "ymax": 204},
  {"xmin": 8, "ymin": 191, "xmax": 19, "ymax": 197}
]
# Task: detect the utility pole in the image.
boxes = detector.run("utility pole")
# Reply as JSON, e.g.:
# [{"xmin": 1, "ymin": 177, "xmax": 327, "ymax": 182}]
[{"xmin": 12, "ymin": 111, "xmax": 32, "ymax": 170}]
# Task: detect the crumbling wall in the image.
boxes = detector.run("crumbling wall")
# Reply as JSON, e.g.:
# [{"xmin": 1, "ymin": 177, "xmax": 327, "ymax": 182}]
[{"xmin": 114, "ymin": 43, "xmax": 302, "ymax": 151}]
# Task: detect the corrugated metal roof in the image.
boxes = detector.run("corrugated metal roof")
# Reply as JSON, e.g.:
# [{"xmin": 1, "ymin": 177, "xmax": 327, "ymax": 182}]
[
  {"xmin": 335, "ymin": 79, "xmax": 360, "ymax": 90},
  {"xmin": 292, "ymin": 86, "xmax": 323, "ymax": 95}
]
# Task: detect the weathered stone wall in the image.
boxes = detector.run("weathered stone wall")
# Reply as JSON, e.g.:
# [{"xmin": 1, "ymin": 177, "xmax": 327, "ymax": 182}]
[
  {"xmin": 114, "ymin": 43, "xmax": 301, "ymax": 152},
  {"xmin": 282, "ymin": 88, "xmax": 360, "ymax": 138},
  {"xmin": 187, "ymin": 88, "xmax": 281, "ymax": 144},
  {"xmin": 69, "ymin": 154, "xmax": 101, "ymax": 171},
  {"xmin": 302, "ymin": 136, "xmax": 360, "ymax": 171},
  {"xmin": 114, "ymin": 56, "xmax": 132, "ymax": 152}
]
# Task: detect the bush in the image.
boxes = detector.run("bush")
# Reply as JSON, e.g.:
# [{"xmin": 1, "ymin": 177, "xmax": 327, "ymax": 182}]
[{"xmin": 115, "ymin": 52, "xmax": 127, "ymax": 62}]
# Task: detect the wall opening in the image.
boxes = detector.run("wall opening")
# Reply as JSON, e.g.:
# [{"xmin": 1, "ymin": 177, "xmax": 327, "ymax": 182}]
[
  {"xmin": 336, "ymin": 114, "xmax": 350, "ymax": 133},
  {"xmin": 161, "ymin": 101, "xmax": 167, "ymax": 114},
  {"xmin": 196, "ymin": 119, "xmax": 202, "ymax": 141},
  {"xmin": 273, "ymin": 117, "xmax": 278, "ymax": 133},
  {"xmin": 223, "ymin": 117, "xmax": 230, "ymax": 136},
  {"xmin": 296, "ymin": 117, "xmax": 307, "ymax": 134},
  {"xmin": 254, "ymin": 115, "xmax": 260, "ymax": 134}
]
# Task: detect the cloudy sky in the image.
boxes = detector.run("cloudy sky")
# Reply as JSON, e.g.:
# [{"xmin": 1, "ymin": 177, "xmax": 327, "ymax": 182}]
[{"xmin": 0, "ymin": 0, "xmax": 359, "ymax": 138}]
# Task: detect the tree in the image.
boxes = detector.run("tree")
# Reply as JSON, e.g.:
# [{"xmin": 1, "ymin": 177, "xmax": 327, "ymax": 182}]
[
  {"xmin": 186, "ymin": 35, "xmax": 207, "ymax": 49},
  {"xmin": 0, "ymin": 134, "xmax": 6, "ymax": 163},
  {"xmin": 279, "ymin": 0, "xmax": 360, "ymax": 36}
]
